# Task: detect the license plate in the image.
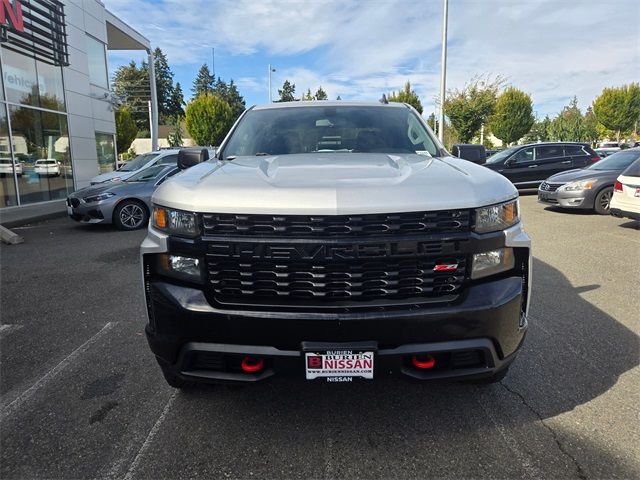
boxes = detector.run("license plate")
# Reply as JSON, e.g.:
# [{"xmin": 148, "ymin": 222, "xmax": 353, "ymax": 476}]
[
  {"xmin": 67, "ymin": 206, "xmax": 73, "ymax": 215},
  {"xmin": 305, "ymin": 350, "xmax": 374, "ymax": 381}
]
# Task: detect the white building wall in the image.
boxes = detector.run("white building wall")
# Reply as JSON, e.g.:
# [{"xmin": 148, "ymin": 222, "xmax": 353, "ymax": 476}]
[{"xmin": 61, "ymin": 0, "xmax": 116, "ymax": 189}]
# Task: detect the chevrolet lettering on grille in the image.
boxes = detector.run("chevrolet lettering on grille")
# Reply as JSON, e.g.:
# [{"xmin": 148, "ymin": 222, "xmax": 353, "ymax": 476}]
[{"xmin": 208, "ymin": 240, "xmax": 460, "ymax": 260}]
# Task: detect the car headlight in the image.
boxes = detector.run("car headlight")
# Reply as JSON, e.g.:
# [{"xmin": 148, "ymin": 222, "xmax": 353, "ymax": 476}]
[
  {"xmin": 156, "ymin": 254, "xmax": 203, "ymax": 283},
  {"xmin": 84, "ymin": 192, "xmax": 116, "ymax": 203},
  {"xmin": 560, "ymin": 178, "xmax": 597, "ymax": 192},
  {"xmin": 474, "ymin": 199, "xmax": 520, "ymax": 233},
  {"xmin": 152, "ymin": 205, "xmax": 199, "ymax": 237},
  {"xmin": 471, "ymin": 248, "xmax": 515, "ymax": 279}
]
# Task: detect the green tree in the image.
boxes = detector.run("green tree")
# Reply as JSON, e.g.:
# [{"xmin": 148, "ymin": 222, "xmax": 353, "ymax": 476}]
[
  {"xmin": 192, "ymin": 64, "xmax": 214, "ymax": 97},
  {"xmin": 443, "ymin": 76, "xmax": 502, "ymax": 143},
  {"xmin": 115, "ymin": 106, "xmax": 138, "ymax": 155},
  {"xmin": 167, "ymin": 114, "xmax": 184, "ymax": 147},
  {"xmin": 167, "ymin": 82, "xmax": 185, "ymax": 117},
  {"xmin": 583, "ymin": 106, "xmax": 599, "ymax": 146},
  {"xmin": 185, "ymin": 93, "xmax": 233, "ymax": 146},
  {"xmin": 593, "ymin": 83, "xmax": 640, "ymax": 143},
  {"xmin": 336, "ymin": 95, "xmax": 342, "ymax": 100},
  {"xmin": 213, "ymin": 78, "xmax": 246, "ymax": 122},
  {"xmin": 303, "ymin": 88, "xmax": 314, "ymax": 101},
  {"xmin": 488, "ymin": 87, "xmax": 534, "ymax": 146},
  {"xmin": 549, "ymin": 97, "xmax": 585, "ymax": 141},
  {"xmin": 523, "ymin": 115, "xmax": 552, "ymax": 143},
  {"xmin": 113, "ymin": 61, "xmax": 150, "ymax": 130},
  {"xmin": 152, "ymin": 47, "xmax": 175, "ymax": 122},
  {"xmin": 277, "ymin": 80, "xmax": 297, "ymax": 102},
  {"xmin": 388, "ymin": 81, "xmax": 423, "ymax": 113},
  {"xmin": 314, "ymin": 86, "xmax": 328, "ymax": 100}
]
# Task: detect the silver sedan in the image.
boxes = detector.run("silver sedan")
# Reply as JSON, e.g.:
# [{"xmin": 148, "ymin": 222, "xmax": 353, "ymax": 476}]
[{"xmin": 67, "ymin": 165, "xmax": 180, "ymax": 230}]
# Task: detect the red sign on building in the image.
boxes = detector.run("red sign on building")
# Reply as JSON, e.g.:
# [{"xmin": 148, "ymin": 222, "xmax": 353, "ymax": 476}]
[{"xmin": 0, "ymin": 0, "xmax": 24, "ymax": 33}]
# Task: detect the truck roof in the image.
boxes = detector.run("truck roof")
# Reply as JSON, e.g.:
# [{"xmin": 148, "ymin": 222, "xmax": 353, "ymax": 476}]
[{"xmin": 252, "ymin": 101, "xmax": 407, "ymax": 110}]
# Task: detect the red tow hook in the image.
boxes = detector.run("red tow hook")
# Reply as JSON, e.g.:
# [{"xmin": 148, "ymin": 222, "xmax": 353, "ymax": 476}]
[
  {"xmin": 411, "ymin": 354, "xmax": 436, "ymax": 369},
  {"xmin": 241, "ymin": 356, "xmax": 264, "ymax": 373}
]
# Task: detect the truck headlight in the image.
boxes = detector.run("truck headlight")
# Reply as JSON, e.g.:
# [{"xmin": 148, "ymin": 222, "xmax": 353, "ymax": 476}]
[
  {"xmin": 152, "ymin": 206, "xmax": 199, "ymax": 237},
  {"xmin": 471, "ymin": 248, "xmax": 515, "ymax": 279},
  {"xmin": 157, "ymin": 254, "xmax": 203, "ymax": 283},
  {"xmin": 560, "ymin": 179, "xmax": 597, "ymax": 191},
  {"xmin": 474, "ymin": 199, "xmax": 519, "ymax": 233}
]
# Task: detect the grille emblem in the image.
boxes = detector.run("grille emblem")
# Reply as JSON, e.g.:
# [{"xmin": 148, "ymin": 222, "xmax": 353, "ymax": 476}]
[{"xmin": 433, "ymin": 264, "xmax": 458, "ymax": 272}]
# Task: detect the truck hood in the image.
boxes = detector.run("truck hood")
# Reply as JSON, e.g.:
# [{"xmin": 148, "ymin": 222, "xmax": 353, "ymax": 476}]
[{"xmin": 153, "ymin": 153, "xmax": 517, "ymax": 214}]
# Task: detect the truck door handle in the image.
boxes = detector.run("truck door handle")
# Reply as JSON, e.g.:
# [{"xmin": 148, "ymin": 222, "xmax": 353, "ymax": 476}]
[
  {"xmin": 562, "ymin": 161, "xmax": 571, "ymax": 164},
  {"xmin": 528, "ymin": 165, "xmax": 538, "ymax": 168}
]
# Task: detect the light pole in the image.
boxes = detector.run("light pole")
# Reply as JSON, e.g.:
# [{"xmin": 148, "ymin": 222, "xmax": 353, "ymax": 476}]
[
  {"xmin": 268, "ymin": 64, "xmax": 276, "ymax": 103},
  {"xmin": 438, "ymin": 0, "xmax": 449, "ymax": 142}
]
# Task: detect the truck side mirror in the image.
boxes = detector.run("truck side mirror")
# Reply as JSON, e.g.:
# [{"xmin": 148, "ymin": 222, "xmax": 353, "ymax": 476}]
[{"xmin": 177, "ymin": 148, "xmax": 209, "ymax": 169}]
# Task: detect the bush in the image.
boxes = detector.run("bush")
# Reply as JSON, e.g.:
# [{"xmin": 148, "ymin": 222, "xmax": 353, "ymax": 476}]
[{"xmin": 185, "ymin": 93, "xmax": 233, "ymax": 146}]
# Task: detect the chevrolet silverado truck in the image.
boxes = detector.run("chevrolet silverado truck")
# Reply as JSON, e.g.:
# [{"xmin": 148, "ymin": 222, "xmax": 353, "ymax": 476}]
[{"xmin": 141, "ymin": 102, "xmax": 531, "ymax": 388}]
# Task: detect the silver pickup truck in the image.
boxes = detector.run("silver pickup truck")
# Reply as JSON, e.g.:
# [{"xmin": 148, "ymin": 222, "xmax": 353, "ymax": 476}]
[{"xmin": 141, "ymin": 102, "xmax": 531, "ymax": 388}]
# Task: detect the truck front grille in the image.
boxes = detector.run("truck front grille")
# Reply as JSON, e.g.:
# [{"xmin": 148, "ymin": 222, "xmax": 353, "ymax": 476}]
[
  {"xmin": 206, "ymin": 254, "xmax": 466, "ymax": 308},
  {"xmin": 202, "ymin": 210, "xmax": 470, "ymax": 237}
]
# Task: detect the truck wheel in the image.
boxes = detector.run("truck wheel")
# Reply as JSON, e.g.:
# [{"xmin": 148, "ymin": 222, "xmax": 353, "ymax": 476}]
[
  {"xmin": 594, "ymin": 187, "xmax": 613, "ymax": 215},
  {"xmin": 113, "ymin": 200, "xmax": 148, "ymax": 230}
]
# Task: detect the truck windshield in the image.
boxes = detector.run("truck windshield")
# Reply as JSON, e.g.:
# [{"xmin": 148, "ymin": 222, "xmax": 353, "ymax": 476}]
[{"xmin": 221, "ymin": 105, "xmax": 439, "ymax": 159}]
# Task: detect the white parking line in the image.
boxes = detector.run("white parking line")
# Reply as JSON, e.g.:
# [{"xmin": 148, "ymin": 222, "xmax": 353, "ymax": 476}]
[
  {"xmin": 123, "ymin": 391, "xmax": 177, "ymax": 480},
  {"xmin": 0, "ymin": 322, "xmax": 116, "ymax": 420}
]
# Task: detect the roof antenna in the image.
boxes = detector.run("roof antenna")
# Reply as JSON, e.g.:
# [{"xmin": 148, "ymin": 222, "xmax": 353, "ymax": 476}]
[{"xmin": 380, "ymin": 94, "xmax": 389, "ymax": 104}]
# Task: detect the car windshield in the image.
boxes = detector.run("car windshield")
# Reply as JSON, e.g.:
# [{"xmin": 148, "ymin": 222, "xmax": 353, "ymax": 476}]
[
  {"xmin": 119, "ymin": 153, "xmax": 159, "ymax": 172},
  {"xmin": 221, "ymin": 105, "xmax": 439, "ymax": 159},
  {"xmin": 125, "ymin": 165, "xmax": 172, "ymax": 182},
  {"xmin": 485, "ymin": 147, "xmax": 516, "ymax": 164},
  {"xmin": 587, "ymin": 150, "xmax": 640, "ymax": 171}
]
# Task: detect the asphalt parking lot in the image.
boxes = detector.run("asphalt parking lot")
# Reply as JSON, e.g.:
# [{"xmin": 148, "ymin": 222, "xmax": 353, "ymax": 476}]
[{"xmin": 1, "ymin": 195, "xmax": 639, "ymax": 479}]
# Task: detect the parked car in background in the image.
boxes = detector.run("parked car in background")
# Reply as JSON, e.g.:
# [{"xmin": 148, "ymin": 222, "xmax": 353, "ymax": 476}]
[
  {"xmin": 68, "ymin": 165, "xmax": 180, "ymax": 230},
  {"xmin": 451, "ymin": 144, "xmax": 486, "ymax": 164},
  {"xmin": 90, "ymin": 149, "xmax": 179, "ymax": 185},
  {"xmin": 595, "ymin": 148, "xmax": 618, "ymax": 158},
  {"xmin": 597, "ymin": 141, "xmax": 620, "ymax": 149},
  {"xmin": 610, "ymin": 156, "xmax": 640, "ymax": 221},
  {"xmin": 538, "ymin": 148, "xmax": 640, "ymax": 214},
  {"xmin": 483, "ymin": 142, "xmax": 600, "ymax": 188},
  {"xmin": 34, "ymin": 159, "xmax": 61, "ymax": 177},
  {"xmin": 0, "ymin": 158, "xmax": 22, "ymax": 176}
]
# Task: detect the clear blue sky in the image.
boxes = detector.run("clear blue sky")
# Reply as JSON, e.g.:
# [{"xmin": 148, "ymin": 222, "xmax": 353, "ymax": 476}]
[{"xmin": 105, "ymin": 0, "xmax": 639, "ymax": 118}]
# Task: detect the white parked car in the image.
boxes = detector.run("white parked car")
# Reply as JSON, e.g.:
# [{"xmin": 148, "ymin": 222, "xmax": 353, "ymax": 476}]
[
  {"xmin": 0, "ymin": 158, "xmax": 22, "ymax": 176},
  {"xmin": 610, "ymin": 155, "xmax": 640, "ymax": 221},
  {"xmin": 34, "ymin": 159, "xmax": 61, "ymax": 177},
  {"xmin": 89, "ymin": 148, "xmax": 214, "ymax": 185}
]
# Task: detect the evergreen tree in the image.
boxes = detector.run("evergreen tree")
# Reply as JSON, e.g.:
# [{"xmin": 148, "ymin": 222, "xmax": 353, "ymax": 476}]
[
  {"xmin": 152, "ymin": 47, "xmax": 174, "ymax": 122},
  {"xmin": 167, "ymin": 114, "xmax": 184, "ymax": 147},
  {"xmin": 388, "ymin": 81, "xmax": 423, "ymax": 113},
  {"xmin": 277, "ymin": 80, "xmax": 297, "ymax": 102},
  {"xmin": 549, "ymin": 97, "xmax": 585, "ymax": 141},
  {"xmin": 303, "ymin": 88, "xmax": 314, "ymax": 101},
  {"xmin": 192, "ymin": 64, "xmax": 215, "ymax": 96},
  {"xmin": 112, "ymin": 61, "xmax": 151, "ymax": 131},
  {"xmin": 213, "ymin": 78, "xmax": 245, "ymax": 122},
  {"xmin": 167, "ymin": 82, "xmax": 185, "ymax": 117},
  {"xmin": 314, "ymin": 86, "xmax": 328, "ymax": 100}
]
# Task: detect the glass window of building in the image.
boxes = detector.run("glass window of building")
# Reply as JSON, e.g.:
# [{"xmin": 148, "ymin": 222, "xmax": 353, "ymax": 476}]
[
  {"xmin": 35, "ymin": 59, "xmax": 65, "ymax": 111},
  {"xmin": 0, "ymin": 104, "xmax": 18, "ymax": 207},
  {"xmin": 2, "ymin": 47, "xmax": 39, "ymax": 107},
  {"xmin": 96, "ymin": 132, "xmax": 116, "ymax": 173},
  {"xmin": 86, "ymin": 36, "xmax": 108, "ymax": 89},
  {"xmin": 9, "ymin": 105, "xmax": 73, "ymax": 205}
]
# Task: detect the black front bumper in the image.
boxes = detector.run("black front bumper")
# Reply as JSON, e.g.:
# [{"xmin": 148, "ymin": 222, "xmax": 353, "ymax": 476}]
[{"xmin": 145, "ymin": 275, "xmax": 527, "ymax": 384}]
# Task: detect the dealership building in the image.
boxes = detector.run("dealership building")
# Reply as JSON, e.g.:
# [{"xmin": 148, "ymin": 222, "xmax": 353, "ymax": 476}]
[{"xmin": 0, "ymin": 0, "xmax": 157, "ymax": 211}]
